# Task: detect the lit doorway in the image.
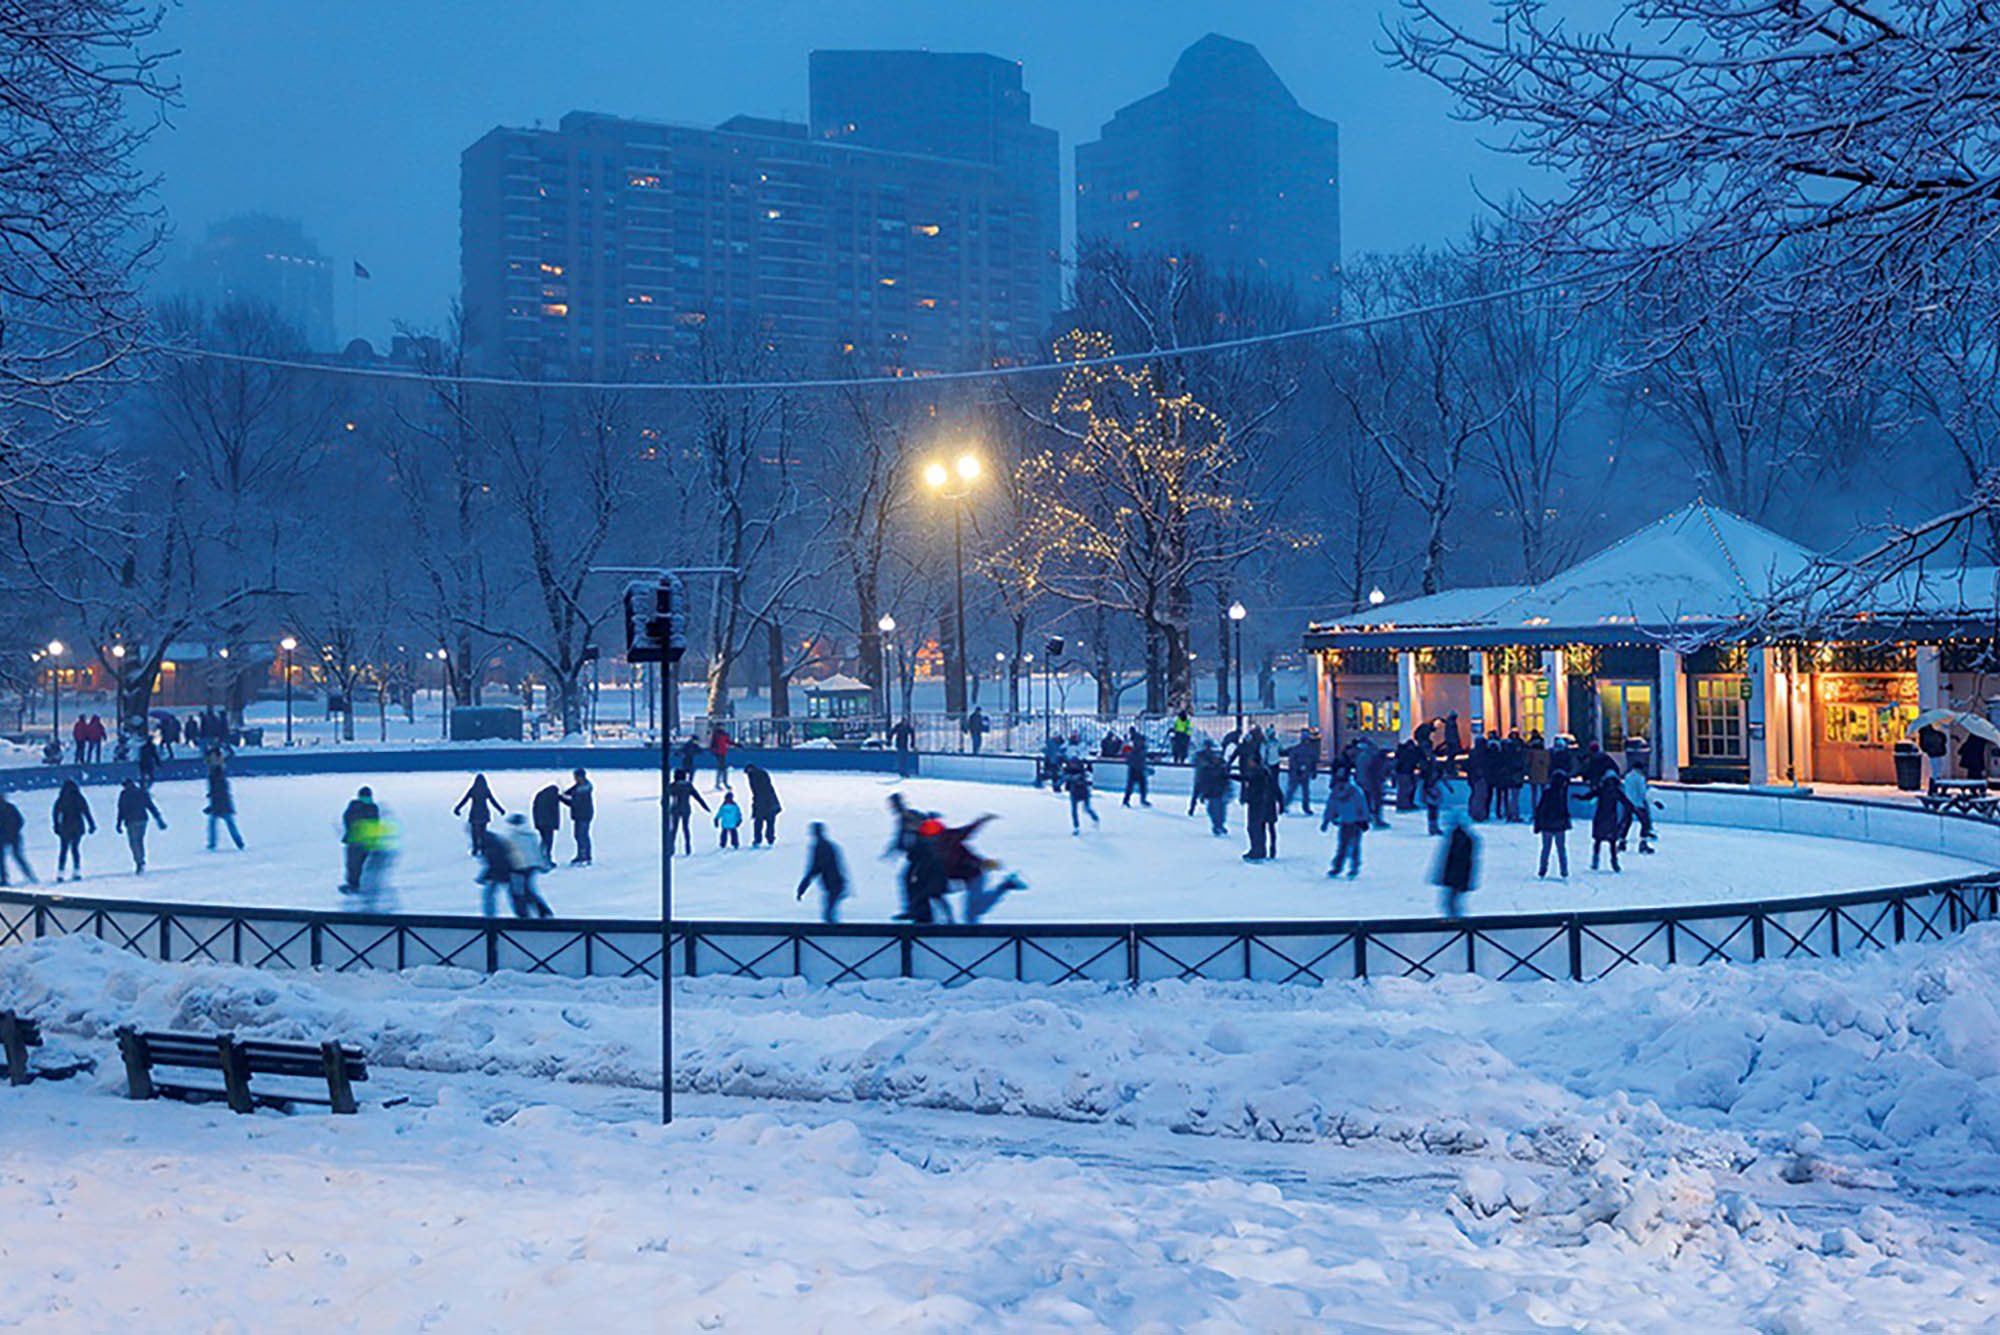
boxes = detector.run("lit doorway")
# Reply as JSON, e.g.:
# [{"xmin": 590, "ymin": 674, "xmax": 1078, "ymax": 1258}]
[{"xmin": 1597, "ymin": 680, "xmax": 1654, "ymax": 763}]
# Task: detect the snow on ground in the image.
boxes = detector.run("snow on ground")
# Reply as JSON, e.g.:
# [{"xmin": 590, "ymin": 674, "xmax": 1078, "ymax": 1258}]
[
  {"xmin": 7, "ymin": 770, "xmax": 1975, "ymax": 922},
  {"xmin": 5, "ymin": 928, "xmax": 2000, "ymax": 1329}
]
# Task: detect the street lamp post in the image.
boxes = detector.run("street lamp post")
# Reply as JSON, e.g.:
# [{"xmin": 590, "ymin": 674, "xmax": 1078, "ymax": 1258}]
[
  {"xmin": 1228, "ymin": 603, "xmax": 1247, "ymax": 737},
  {"xmin": 280, "ymin": 636, "xmax": 298, "ymax": 746},
  {"xmin": 45, "ymin": 640, "xmax": 64, "ymax": 747},
  {"xmin": 877, "ymin": 614, "xmax": 896, "ymax": 731},
  {"xmin": 923, "ymin": 451, "xmax": 982, "ymax": 719}
]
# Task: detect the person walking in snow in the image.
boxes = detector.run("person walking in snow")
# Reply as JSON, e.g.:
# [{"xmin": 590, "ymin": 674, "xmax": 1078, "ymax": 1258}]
[
  {"xmin": 1321, "ymin": 769, "xmax": 1370, "ymax": 879},
  {"xmin": 1532, "ymin": 771, "xmax": 1571, "ymax": 879},
  {"xmin": 115, "ymin": 779, "xmax": 165, "ymax": 874},
  {"xmin": 51, "ymin": 779, "xmax": 94, "ymax": 881},
  {"xmin": 561, "ymin": 768, "xmax": 594, "ymax": 865},
  {"xmin": 667, "ymin": 769, "xmax": 708, "ymax": 855},
  {"xmin": 1121, "ymin": 728, "xmax": 1151, "ymax": 807},
  {"xmin": 339, "ymin": 786, "xmax": 379, "ymax": 893},
  {"xmin": 531, "ymin": 783, "xmax": 563, "ymax": 864},
  {"xmin": 454, "ymin": 774, "xmax": 505, "ymax": 856},
  {"xmin": 205, "ymin": 764, "xmax": 244, "ymax": 851},
  {"xmin": 962, "ymin": 705, "xmax": 989, "ymax": 755},
  {"xmin": 0, "ymin": 792, "xmax": 33, "ymax": 885},
  {"xmin": 714, "ymin": 790, "xmax": 743, "ymax": 849},
  {"xmin": 1062, "ymin": 755, "xmax": 1099, "ymax": 835},
  {"xmin": 744, "ymin": 763, "xmax": 782, "ymax": 846},
  {"xmin": 499, "ymin": 812, "xmax": 552, "ymax": 917},
  {"xmin": 1283, "ymin": 727, "xmax": 1321, "ymax": 816},
  {"xmin": 795, "ymin": 822, "xmax": 849, "ymax": 923},
  {"xmin": 1191, "ymin": 739, "xmax": 1230, "ymax": 836},
  {"xmin": 890, "ymin": 716, "xmax": 917, "ymax": 779}
]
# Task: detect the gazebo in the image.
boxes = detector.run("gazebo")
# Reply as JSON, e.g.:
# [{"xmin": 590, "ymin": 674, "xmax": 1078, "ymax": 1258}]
[{"xmin": 1301, "ymin": 502, "xmax": 2000, "ymax": 786}]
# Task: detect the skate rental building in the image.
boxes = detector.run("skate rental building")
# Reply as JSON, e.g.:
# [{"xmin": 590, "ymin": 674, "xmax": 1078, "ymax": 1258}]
[{"xmin": 1302, "ymin": 502, "xmax": 2000, "ymax": 787}]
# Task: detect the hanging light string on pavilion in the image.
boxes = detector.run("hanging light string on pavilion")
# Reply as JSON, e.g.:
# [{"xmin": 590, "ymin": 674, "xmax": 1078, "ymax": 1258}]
[{"xmin": 9, "ymin": 262, "xmax": 1630, "ymax": 395}]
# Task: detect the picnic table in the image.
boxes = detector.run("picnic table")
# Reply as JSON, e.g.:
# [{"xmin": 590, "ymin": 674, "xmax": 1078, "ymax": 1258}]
[{"xmin": 1918, "ymin": 779, "xmax": 2000, "ymax": 819}]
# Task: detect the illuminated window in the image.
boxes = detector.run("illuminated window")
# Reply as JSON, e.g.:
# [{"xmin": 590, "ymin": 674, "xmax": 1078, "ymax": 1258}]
[
  {"xmin": 541, "ymin": 303, "xmax": 568, "ymax": 317},
  {"xmin": 879, "ymin": 276, "xmax": 898, "ymax": 286},
  {"xmin": 913, "ymin": 223, "xmax": 940, "ymax": 236},
  {"xmin": 539, "ymin": 262, "xmax": 565, "ymax": 275},
  {"xmin": 916, "ymin": 298, "xmax": 937, "ymax": 308},
  {"xmin": 1127, "ymin": 220, "xmax": 1142, "ymax": 230}
]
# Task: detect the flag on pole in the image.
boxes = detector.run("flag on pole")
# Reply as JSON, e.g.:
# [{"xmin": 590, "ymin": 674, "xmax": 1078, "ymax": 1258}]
[{"xmin": 353, "ymin": 260, "xmax": 372, "ymax": 279}]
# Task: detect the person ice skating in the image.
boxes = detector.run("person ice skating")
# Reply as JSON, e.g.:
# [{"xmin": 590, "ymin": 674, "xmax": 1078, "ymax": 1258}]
[
  {"xmin": 1191, "ymin": 739, "xmax": 1231, "ymax": 836},
  {"xmin": 1040, "ymin": 732, "xmax": 1066, "ymax": 790},
  {"xmin": 1321, "ymin": 769, "xmax": 1370, "ymax": 879},
  {"xmin": 1440, "ymin": 711, "xmax": 1465, "ymax": 764},
  {"xmin": 1420, "ymin": 759, "xmax": 1445, "ymax": 836},
  {"xmin": 114, "ymin": 780, "xmax": 165, "ymax": 874},
  {"xmin": 1434, "ymin": 814, "xmax": 1478, "ymax": 918},
  {"xmin": 454, "ymin": 774, "xmax": 504, "ymax": 856},
  {"xmin": 709, "ymin": 723, "xmax": 733, "ymax": 790},
  {"xmin": 205, "ymin": 764, "xmax": 244, "ymax": 851},
  {"xmin": 51, "ymin": 779, "xmax": 94, "ymax": 881},
  {"xmin": 70, "ymin": 715, "xmax": 87, "ymax": 766},
  {"xmin": 885, "ymin": 794, "xmax": 932, "ymax": 923},
  {"xmin": 475, "ymin": 827, "xmax": 515, "ymax": 917},
  {"xmin": 1496, "ymin": 731, "xmax": 1526, "ymax": 822},
  {"xmin": 905, "ymin": 817, "xmax": 950, "ymax": 924},
  {"xmin": 930, "ymin": 812, "xmax": 1009, "ymax": 922},
  {"xmin": 1121, "ymin": 728, "xmax": 1151, "ymax": 807},
  {"xmin": 499, "ymin": 813, "xmax": 552, "ymax": 918},
  {"xmin": 795, "ymin": 822, "xmax": 849, "ymax": 923},
  {"xmin": 744, "ymin": 763, "xmax": 781, "ymax": 846},
  {"xmin": 1525, "ymin": 732, "xmax": 1551, "ymax": 815},
  {"xmin": 667, "ymin": 769, "xmax": 709, "ymax": 855},
  {"xmin": 714, "ymin": 790, "xmax": 743, "ymax": 849},
  {"xmin": 1170, "ymin": 709, "xmax": 1192, "ymax": 765},
  {"xmin": 1283, "ymin": 727, "xmax": 1321, "ymax": 815},
  {"xmin": 137, "ymin": 735, "xmax": 160, "ymax": 789},
  {"xmin": 561, "ymin": 768, "xmax": 594, "ymax": 865},
  {"xmin": 0, "ymin": 792, "xmax": 34, "ymax": 885},
  {"xmin": 1062, "ymin": 755, "xmax": 1099, "ymax": 835},
  {"xmin": 1466, "ymin": 736, "xmax": 1492, "ymax": 822},
  {"xmin": 1393, "ymin": 735, "xmax": 1421, "ymax": 810},
  {"xmin": 962, "ymin": 705, "xmax": 989, "ymax": 755},
  {"xmin": 349, "ymin": 806, "xmax": 400, "ymax": 896},
  {"xmin": 1533, "ymin": 771, "xmax": 1571, "ymax": 878},
  {"xmin": 1590, "ymin": 768, "xmax": 1637, "ymax": 872},
  {"xmin": 1620, "ymin": 763, "xmax": 1656, "ymax": 854},
  {"xmin": 339, "ymin": 786, "xmax": 379, "ymax": 893},
  {"xmin": 677, "ymin": 735, "xmax": 702, "ymax": 779},
  {"xmin": 157, "ymin": 711, "xmax": 180, "ymax": 760},
  {"xmin": 890, "ymin": 716, "xmax": 917, "ymax": 778},
  {"xmin": 531, "ymin": 784, "xmax": 563, "ymax": 863},
  {"xmin": 1243, "ymin": 762, "xmax": 1280, "ymax": 861}
]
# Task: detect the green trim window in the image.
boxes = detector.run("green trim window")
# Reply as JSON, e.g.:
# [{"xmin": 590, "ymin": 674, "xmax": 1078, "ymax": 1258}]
[{"xmin": 1692, "ymin": 677, "xmax": 1746, "ymax": 760}]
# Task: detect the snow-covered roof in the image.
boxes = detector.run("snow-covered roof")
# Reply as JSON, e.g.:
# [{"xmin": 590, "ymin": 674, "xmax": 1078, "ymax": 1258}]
[
  {"xmin": 805, "ymin": 673, "xmax": 872, "ymax": 694},
  {"xmin": 1336, "ymin": 586, "xmax": 1526, "ymax": 630}
]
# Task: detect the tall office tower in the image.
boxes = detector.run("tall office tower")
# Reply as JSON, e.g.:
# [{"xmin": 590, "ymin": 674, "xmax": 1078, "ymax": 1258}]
[
  {"xmin": 171, "ymin": 215, "xmax": 338, "ymax": 350},
  {"xmin": 460, "ymin": 54, "xmax": 1060, "ymax": 377},
  {"xmin": 1075, "ymin": 34, "xmax": 1340, "ymax": 299}
]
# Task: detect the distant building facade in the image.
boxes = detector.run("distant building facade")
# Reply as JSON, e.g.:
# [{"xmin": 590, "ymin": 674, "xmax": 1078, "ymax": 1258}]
[
  {"xmin": 170, "ymin": 215, "xmax": 336, "ymax": 350},
  {"xmin": 1076, "ymin": 34, "xmax": 1340, "ymax": 300},
  {"xmin": 460, "ymin": 52, "xmax": 1059, "ymax": 377}
]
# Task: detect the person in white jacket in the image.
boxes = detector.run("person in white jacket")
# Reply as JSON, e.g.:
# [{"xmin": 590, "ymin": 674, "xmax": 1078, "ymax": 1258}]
[
  {"xmin": 500, "ymin": 813, "xmax": 553, "ymax": 918},
  {"xmin": 1619, "ymin": 765, "xmax": 1655, "ymax": 854}
]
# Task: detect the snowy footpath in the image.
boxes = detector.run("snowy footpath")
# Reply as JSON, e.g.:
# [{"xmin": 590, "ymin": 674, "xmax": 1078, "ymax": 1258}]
[{"xmin": 4, "ymin": 925, "xmax": 2000, "ymax": 1330}]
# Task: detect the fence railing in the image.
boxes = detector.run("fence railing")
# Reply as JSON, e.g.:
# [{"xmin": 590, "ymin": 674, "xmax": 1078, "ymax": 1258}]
[
  {"xmin": 4, "ymin": 874, "xmax": 1993, "ymax": 988},
  {"xmin": 672, "ymin": 709, "xmax": 1314, "ymax": 757}
]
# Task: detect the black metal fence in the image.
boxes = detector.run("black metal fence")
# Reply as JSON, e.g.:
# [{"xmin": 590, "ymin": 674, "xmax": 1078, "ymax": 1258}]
[{"xmin": 3, "ymin": 874, "xmax": 1994, "ymax": 988}]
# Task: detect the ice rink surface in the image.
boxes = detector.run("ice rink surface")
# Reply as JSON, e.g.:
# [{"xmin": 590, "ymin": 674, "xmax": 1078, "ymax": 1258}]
[{"xmin": 12, "ymin": 768, "xmax": 1980, "ymax": 921}]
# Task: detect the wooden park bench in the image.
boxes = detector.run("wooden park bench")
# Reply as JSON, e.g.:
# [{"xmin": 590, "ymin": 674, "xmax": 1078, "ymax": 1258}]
[
  {"xmin": 2, "ymin": 1010, "xmax": 42, "ymax": 1086},
  {"xmin": 1918, "ymin": 779, "xmax": 2000, "ymax": 819},
  {"xmin": 116, "ymin": 1027, "xmax": 368, "ymax": 1115}
]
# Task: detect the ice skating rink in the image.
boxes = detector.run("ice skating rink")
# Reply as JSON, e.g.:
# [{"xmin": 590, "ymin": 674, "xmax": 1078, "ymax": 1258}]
[{"xmin": 11, "ymin": 769, "xmax": 1980, "ymax": 922}]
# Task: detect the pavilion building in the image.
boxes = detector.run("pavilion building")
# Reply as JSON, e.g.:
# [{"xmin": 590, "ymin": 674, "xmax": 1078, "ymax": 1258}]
[{"xmin": 1301, "ymin": 502, "xmax": 2000, "ymax": 786}]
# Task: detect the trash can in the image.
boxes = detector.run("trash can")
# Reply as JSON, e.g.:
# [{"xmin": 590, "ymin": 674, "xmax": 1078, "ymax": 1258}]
[
  {"xmin": 1622, "ymin": 737, "xmax": 1653, "ymax": 778},
  {"xmin": 1894, "ymin": 738, "xmax": 1923, "ymax": 791}
]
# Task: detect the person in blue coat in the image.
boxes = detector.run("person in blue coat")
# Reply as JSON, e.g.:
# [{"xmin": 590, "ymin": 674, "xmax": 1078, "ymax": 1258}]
[{"xmin": 1320, "ymin": 770, "xmax": 1371, "ymax": 878}]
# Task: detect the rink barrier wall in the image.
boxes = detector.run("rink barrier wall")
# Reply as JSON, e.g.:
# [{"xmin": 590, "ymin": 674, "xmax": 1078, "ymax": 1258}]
[{"xmin": 2, "ymin": 873, "xmax": 1995, "ymax": 987}]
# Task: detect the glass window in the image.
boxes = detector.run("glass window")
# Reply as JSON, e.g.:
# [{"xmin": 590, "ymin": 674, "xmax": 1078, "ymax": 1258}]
[{"xmin": 1693, "ymin": 678, "xmax": 1746, "ymax": 759}]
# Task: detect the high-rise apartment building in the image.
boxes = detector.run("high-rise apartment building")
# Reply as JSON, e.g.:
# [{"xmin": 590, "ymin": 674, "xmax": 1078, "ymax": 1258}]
[
  {"xmin": 1075, "ymin": 34, "xmax": 1340, "ymax": 299},
  {"xmin": 170, "ymin": 215, "xmax": 337, "ymax": 350},
  {"xmin": 461, "ymin": 52, "xmax": 1059, "ymax": 377}
]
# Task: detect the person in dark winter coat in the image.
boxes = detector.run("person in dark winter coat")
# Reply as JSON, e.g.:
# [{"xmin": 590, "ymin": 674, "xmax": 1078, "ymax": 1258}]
[
  {"xmin": 1581, "ymin": 742, "xmax": 1616, "ymax": 786},
  {"xmin": 744, "ymin": 763, "xmax": 782, "ymax": 846},
  {"xmin": 0, "ymin": 792, "xmax": 32, "ymax": 885},
  {"xmin": 560, "ymin": 769, "xmax": 594, "ymax": 864},
  {"xmin": 1321, "ymin": 772, "xmax": 1370, "ymax": 878},
  {"xmin": 962, "ymin": 706, "xmax": 989, "ymax": 755},
  {"xmin": 340, "ymin": 786, "xmax": 379, "ymax": 892},
  {"xmin": 1393, "ymin": 737, "xmax": 1421, "ymax": 810},
  {"xmin": 904, "ymin": 818, "xmax": 950, "ymax": 924},
  {"xmin": 1496, "ymin": 732, "xmax": 1527, "ymax": 822},
  {"xmin": 454, "ymin": 774, "xmax": 504, "ymax": 856},
  {"xmin": 205, "ymin": 766, "xmax": 244, "ymax": 851},
  {"xmin": 667, "ymin": 770, "xmax": 709, "ymax": 855},
  {"xmin": 158, "ymin": 712, "xmax": 180, "ymax": 760},
  {"xmin": 1590, "ymin": 770, "xmax": 1637, "ymax": 872},
  {"xmin": 1121, "ymin": 729, "xmax": 1151, "ymax": 807},
  {"xmin": 1243, "ymin": 765, "xmax": 1281, "ymax": 861},
  {"xmin": 885, "ymin": 794, "xmax": 930, "ymax": 922},
  {"xmin": 677, "ymin": 736, "xmax": 702, "ymax": 779},
  {"xmin": 115, "ymin": 780, "xmax": 165, "ymax": 873},
  {"xmin": 1525, "ymin": 734, "xmax": 1551, "ymax": 816},
  {"xmin": 1360, "ymin": 741, "xmax": 1391, "ymax": 828},
  {"xmin": 137, "ymin": 736, "xmax": 161, "ymax": 789},
  {"xmin": 475, "ymin": 826, "xmax": 516, "ymax": 917},
  {"xmin": 1434, "ymin": 816, "xmax": 1477, "ymax": 918},
  {"xmin": 1191, "ymin": 741, "xmax": 1230, "ymax": 836},
  {"xmin": 531, "ymin": 784, "xmax": 564, "ymax": 863},
  {"xmin": 1532, "ymin": 775, "xmax": 1571, "ymax": 878},
  {"xmin": 1062, "ymin": 756, "xmax": 1099, "ymax": 834},
  {"xmin": 1961, "ymin": 732, "xmax": 1991, "ymax": 781},
  {"xmin": 1420, "ymin": 759, "xmax": 1446, "ymax": 836},
  {"xmin": 1465, "ymin": 737, "xmax": 1492, "ymax": 821},
  {"xmin": 795, "ymin": 822, "xmax": 849, "ymax": 923},
  {"xmin": 890, "ymin": 717, "xmax": 917, "ymax": 778},
  {"xmin": 51, "ymin": 780, "xmax": 94, "ymax": 880},
  {"xmin": 1284, "ymin": 728, "xmax": 1321, "ymax": 815}
]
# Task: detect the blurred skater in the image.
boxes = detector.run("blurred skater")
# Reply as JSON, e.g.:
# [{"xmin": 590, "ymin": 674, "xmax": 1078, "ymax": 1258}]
[
  {"xmin": 795, "ymin": 821, "xmax": 849, "ymax": 923},
  {"xmin": 0, "ymin": 792, "xmax": 33, "ymax": 885},
  {"xmin": 1435, "ymin": 813, "xmax": 1478, "ymax": 918},
  {"xmin": 500, "ymin": 813, "xmax": 552, "ymax": 917},
  {"xmin": 339, "ymin": 786, "xmax": 378, "ymax": 893},
  {"xmin": 115, "ymin": 779, "xmax": 166, "ymax": 874}
]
